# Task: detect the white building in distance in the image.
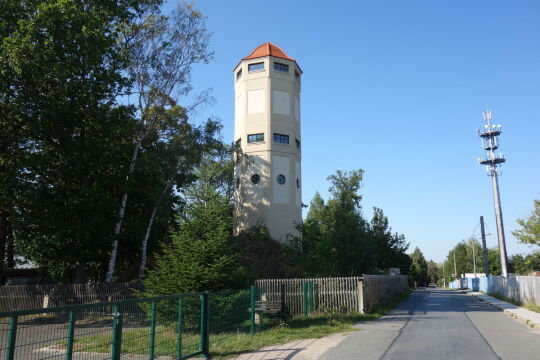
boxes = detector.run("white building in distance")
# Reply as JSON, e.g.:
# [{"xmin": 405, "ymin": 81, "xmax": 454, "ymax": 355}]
[{"xmin": 233, "ymin": 42, "xmax": 302, "ymax": 242}]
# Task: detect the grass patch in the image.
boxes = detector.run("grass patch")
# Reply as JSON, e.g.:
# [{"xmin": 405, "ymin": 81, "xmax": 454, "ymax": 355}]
[{"xmin": 65, "ymin": 290, "xmax": 413, "ymax": 359}]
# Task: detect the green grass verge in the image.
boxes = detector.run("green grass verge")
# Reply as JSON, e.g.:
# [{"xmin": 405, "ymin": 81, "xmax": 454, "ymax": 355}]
[
  {"xmin": 65, "ymin": 290, "xmax": 413, "ymax": 359},
  {"xmin": 211, "ymin": 289, "xmax": 413, "ymax": 359}
]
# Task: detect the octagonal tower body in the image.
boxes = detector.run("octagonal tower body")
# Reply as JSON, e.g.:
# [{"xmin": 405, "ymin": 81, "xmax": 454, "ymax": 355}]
[{"xmin": 233, "ymin": 42, "xmax": 302, "ymax": 242}]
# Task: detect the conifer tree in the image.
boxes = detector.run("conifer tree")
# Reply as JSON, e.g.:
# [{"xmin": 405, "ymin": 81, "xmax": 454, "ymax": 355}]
[{"xmin": 144, "ymin": 166, "xmax": 246, "ymax": 295}]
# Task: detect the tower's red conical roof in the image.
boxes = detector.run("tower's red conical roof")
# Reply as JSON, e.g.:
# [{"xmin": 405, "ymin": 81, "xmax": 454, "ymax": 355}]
[{"xmin": 242, "ymin": 42, "xmax": 295, "ymax": 62}]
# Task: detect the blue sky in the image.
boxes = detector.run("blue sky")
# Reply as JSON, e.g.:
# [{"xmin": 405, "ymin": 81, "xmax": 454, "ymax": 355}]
[{"xmin": 163, "ymin": 0, "xmax": 540, "ymax": 262}]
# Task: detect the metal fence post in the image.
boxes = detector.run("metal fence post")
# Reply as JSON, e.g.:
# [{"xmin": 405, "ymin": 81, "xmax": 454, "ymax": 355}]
[
  {"xmin": 149, "ymin": 301, "xmax": 157, "ymax": 360},
  {"xmin": 6, "ymin": 316, "xmax": 18, "ymax": 360},
  {"xmin": 200, "ymin": 292, "xmax": 209, "ymax": 357},
  {"xmin": 65, "ymin": 310, "xmax": 76, "ymax": 360},
  {"xmin": 303, "ymin": 282, "xmax": 308, "ymax": 316},
  {"xmin": 176, "ymin": 297, "xmax": 184, "ymax": 359},
  {"xmin": 250, "ymin": 286, "xmax": 256, "ymax": 335},
  {"xmin": 111, "ymin": 303, "xmax": 123, "ymax": 360},
  {"xmin": 308, "ymin": 281, "xmax": 314, "ymax": 314},
  {"xmin": 280, "ymin": 283, "xmax": 286, "ymax": 319}
]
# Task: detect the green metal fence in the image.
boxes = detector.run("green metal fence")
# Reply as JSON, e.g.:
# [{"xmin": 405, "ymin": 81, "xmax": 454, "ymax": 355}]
[{"xmin": 0, "ymin": 287, "xmax": 270, "ymax": 360}]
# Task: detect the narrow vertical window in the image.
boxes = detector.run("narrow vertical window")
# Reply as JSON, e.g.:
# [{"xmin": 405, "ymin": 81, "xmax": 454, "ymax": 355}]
[{"xmin": 236, "ymin": 68, "xmax": 242, "ymax": 81}]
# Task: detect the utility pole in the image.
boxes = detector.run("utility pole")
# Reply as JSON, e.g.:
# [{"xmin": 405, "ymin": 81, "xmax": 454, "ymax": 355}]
[
  {"xmin": 480, "ymin": 216, "xmax": 490, "ymax": 275},
  {"xmin": 442, "ymin": 262, "xmax": 446, "ymax": 288},
  {"xmin": 471, "ymin": 239, "xmax": 477, "ymax": 278},
  {"xmin": 453, "ymin": 251, "xmax": 457, "ymax": 279},
  {"xmin": 477, "ymin": 110, "xmax": 508, "ymax": 277}
]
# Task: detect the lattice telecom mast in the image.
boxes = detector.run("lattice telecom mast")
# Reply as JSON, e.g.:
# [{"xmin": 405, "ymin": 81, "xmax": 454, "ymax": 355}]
[{"xmin": 476, "ymin": 110, "xmax": 508, "ymax": 277}]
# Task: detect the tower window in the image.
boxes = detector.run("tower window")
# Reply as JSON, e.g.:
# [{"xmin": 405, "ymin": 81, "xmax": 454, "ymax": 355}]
[
  {"xmin": 236, "ymin": 177, "xmax": 240, "ymax": 189},
  {"xmin": 277, "ymin": 174, "xmax": 286, "ymax": 185},
  {"xmin": 296, "ymin": 178, "xmax": 300, "ymax": 188},
  {"xmin": 295, "ymin": 138, "xmax": 300, "ymax": 149},
  {"xmin": 236, "ymin": 68, "xmax": 242, "ymax": 81},
  {"xmin": 248, "ymin": 62, "xmax": 264, "ymax": 72},
  {"xmin": 295, "ymin": 70, "xmax": 300, "ymax": 81},
  {"xmin": 251, "ymin": 174, "xmax": 260, "ymax": 184},
  {"xmin": 273, "ymin": 133, "xmax": 289, "ymax": 144},
  {"xmin": 247, "ymin": 133, "xmax": 264, "ymax": 143},
  {"xmin": 273, "ymin": 62, "xmax": 289, "ymax": 73}
]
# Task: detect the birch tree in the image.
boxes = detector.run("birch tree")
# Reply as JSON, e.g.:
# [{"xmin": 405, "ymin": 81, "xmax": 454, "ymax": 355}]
[
  {"xmin": 137, "ymin": 104, "xmax": 222, "ymax": 280},
  {"xmin": 106, "ymin": 1, "xmax": 213, "ymax": 282},
  {"xmin": 1, "ymin": 0, "xmax": 158, "ymax": 282}
]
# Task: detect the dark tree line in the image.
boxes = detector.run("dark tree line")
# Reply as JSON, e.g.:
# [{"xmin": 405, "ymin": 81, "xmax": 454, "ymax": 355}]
[{"xmin": 0, "ymin": 0, "xmax": 219, "ymax": 283}]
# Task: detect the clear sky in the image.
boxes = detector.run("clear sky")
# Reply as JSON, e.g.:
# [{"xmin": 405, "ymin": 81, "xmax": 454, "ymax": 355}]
[{"xmin": 163, "ymin": 0, "xmax": 540, "ymax": 262}]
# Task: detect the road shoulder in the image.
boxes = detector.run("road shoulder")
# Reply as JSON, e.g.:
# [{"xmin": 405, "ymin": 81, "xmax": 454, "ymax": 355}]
[{"xmin": 468, "ymin": 292, "xmax": 540, "ymax": 332}]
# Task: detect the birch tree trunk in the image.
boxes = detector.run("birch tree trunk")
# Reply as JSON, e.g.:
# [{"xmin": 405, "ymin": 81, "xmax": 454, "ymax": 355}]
[
  {"xmin": 106, "ymin": 140, "xmax": 142, "ymax": 283},
  {"xmin": 138, "ymin": 173, "xmax": 176, "ymax": 280},
  {"xmin": 107, "ymin": 2, "xmax": 212, "ymax": 283},
  {"xmin": 0, "ymin": 210, "xmax": 7, "ymax": 285}
]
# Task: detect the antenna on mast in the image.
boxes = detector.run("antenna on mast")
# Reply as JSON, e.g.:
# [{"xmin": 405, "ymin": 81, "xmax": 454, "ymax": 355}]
[{"xmin": 476, "ymin": 110, "xmax": 508, "ymax": 277}]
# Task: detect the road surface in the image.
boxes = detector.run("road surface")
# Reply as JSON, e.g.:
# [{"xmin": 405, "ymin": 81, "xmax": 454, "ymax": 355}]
[{"xmin": 320, "ymin": 287, "xmax": 540, "ymax": 360}]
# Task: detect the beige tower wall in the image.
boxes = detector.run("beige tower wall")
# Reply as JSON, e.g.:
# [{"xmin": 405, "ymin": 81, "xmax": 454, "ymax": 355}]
[{"xmin": 233, "ymin": 55, "xmax": 302, "ymax": 243}]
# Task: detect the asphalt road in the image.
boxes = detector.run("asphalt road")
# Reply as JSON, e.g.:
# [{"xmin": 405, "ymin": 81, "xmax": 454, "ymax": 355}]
[{"xmin": 320, "ymin": 287, "xmax": 540, "ymax": 360}]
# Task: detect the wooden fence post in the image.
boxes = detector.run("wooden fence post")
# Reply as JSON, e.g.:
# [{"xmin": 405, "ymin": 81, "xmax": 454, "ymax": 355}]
[{"xmin": 357, "ymin": 279, "xmax": 364, "ymax": 314}]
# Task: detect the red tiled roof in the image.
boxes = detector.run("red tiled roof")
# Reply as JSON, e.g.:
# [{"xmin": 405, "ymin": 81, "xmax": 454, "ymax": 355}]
[{"xmin": 242, "ymin": 42, "xmax": 295, "ymax": 62}]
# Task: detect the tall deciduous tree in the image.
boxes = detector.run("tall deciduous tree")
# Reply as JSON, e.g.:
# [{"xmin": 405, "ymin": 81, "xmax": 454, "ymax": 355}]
[
  {"xmin": 107, "ymin": 0, "xmax": 214, "ymax": 282},
  {"xmin": 1, "ymin": 0, "xmax": 159, "ymax": 282}
]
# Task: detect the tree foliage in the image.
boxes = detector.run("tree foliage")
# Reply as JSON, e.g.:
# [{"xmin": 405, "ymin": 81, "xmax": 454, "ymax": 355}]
[
  {"xmin": 144, "ymin": 164, "xmax": 247, "ymax": 295},
  {"xmin": 0, "ymin": 0, "xmax": 222, "ymax": 283},
  {"xmin": 106, "ymin": 0, "xmax": 214, "ymax": 282},
  {"xmin": 409, "ymin": 247, "xmax": 427, "ymax": 286},
  {"xmin": 0, "ymin": 0, "xmax": 160, "ymax": 282},
  {"xmin": 295, "ymin": 170, "xmax": 410, "ymax": 277},
  {"xmin": 512, "ymin": 199, "xmax": 540, "ymax": 247},
  {"xmin": 427, "ymin": 260, "xmax": 438, "ymax": 284},
  {"xmin": 509, "ymin": 252, "xmax": 540, "ymax": 275}
]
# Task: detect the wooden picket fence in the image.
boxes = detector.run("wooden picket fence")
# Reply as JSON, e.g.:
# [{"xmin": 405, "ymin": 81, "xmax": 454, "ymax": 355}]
[
  {"xmin": 0, "ymin": 283, "xmax": 144, "ymax": 313},
  {"xmin": 362, "ymin": 274, "xmax": 409, "ymax": 312},
  {"xmin": 256, "ymin": 277, "xmax": 362, "ymax": 316},
  {"xmin": 0, "ymin": 276, "xmax": 410, "ymax": 316},
  {"xmin": 256, "ymin": 275, "xmax": 409, "ymax": 315}
]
